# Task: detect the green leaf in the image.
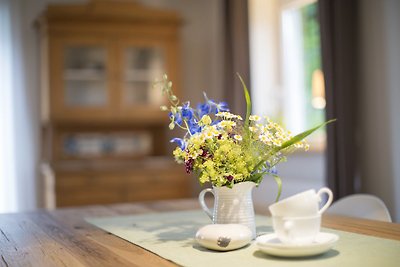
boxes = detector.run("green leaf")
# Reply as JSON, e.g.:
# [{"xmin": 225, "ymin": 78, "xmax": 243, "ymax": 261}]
[
  {"xmin": 249, "ymin": 172, "xmax": 265, "ymax": 184},
  {"xmin": 237, "ymin": 73, "xmax": 252, "ymax": 129},
  {"xmin": 272, "ymin": 174, "xmax": 282, "ymax": 202},
  {"xmin": 275, "ymin": 119, "xmax": 336, "ymax": 152},
  {"xmin": 250, "ymin": 172, "xmax": 281, "ymax": 201}
]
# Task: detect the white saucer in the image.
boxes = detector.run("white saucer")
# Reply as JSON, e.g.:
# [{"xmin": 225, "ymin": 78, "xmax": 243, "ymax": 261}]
[{"xmin": 256, "ymin": 232, "xmax": 339, "ymax": 258}]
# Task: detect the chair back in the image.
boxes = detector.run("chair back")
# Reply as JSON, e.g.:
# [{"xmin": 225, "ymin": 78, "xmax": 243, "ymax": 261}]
[{"xmin": 327, "ymin": 194, "xmax": 392, "ymax": 222}]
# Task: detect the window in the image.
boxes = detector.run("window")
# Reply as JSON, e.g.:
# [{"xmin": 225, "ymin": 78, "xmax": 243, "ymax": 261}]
[
  {"xmin": 250, "ymin": 0, "xmax": 326, "ymax": 150},
  {"xmin": 0, "ymin": 0, "xmax": 17, "ymax": 212},
  {"xmin": 0, "ymin": 0, "xmax": 37, "ymax": 212}
]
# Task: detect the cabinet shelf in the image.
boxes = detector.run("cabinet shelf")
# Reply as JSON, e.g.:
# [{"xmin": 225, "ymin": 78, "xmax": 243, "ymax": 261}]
[
  {"xmin": 64, "ymin": 69, "xmax": 106, "ymax": 81},
  {"xmin": 124, "ymin": 69, "xmax": 163, "ymax": 82}
]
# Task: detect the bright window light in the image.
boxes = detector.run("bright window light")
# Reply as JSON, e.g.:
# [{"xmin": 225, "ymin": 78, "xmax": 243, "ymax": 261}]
[{"xmin": 250, "ymin": 0, "xmax": 326, "ymax": 150}]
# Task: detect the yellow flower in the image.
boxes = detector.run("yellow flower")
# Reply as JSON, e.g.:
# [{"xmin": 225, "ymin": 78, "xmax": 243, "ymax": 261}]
[
  {"xmin": 188, "ymin": 147, "xmax": 204, "ymax": 159},
  {"xmin": 200, "ymin": 115, "xmax": 212, "ymax": 125}
]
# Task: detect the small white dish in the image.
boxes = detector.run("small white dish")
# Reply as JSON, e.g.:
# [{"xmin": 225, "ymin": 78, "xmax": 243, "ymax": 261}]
[
  {"xmin": 196, "ymin": 224, "xmax": 252, "ymax": 251},
  {"xmin": 256, "ymin": 232, "xmax": 339, "ymax": 257}
]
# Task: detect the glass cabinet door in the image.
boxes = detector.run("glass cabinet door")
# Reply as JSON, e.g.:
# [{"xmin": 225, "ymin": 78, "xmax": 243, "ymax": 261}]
[
  {"xmin": 122, "ymin": 46, "xmax": 166, "ymax": 106},
  {"xmin": 63, "ymin": 46, "xmax": 108, "ymax": 107}
]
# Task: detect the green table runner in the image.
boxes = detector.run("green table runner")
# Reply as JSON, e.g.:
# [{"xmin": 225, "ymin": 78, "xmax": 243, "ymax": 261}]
[{"xmin": 87, "ymin": 210, "xmax": 400, "ymax": 267}]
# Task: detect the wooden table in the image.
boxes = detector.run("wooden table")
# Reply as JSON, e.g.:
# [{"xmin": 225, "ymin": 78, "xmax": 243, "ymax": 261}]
[{"xmin": 1, "ymin": 199, "xmax": 399, "ymax": 267}]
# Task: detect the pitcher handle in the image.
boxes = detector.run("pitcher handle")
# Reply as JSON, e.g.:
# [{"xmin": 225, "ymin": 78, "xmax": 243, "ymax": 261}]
[
  {"xmin": 317, "ymin": 187, "xmax": 334, "ymax": 214},
  {"xmin": 199, "ymin": 188, "xmax": 214, "ymax": 220}
]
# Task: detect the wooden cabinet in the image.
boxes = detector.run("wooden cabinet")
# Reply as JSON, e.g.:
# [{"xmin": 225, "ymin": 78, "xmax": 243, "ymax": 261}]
[
  {"xmin": 49, "ymin": 37, "xmax": 177, "ymax": 123},
  {"xmin": 39, "ymin": 0, "xmax": 190, "ymax": 207},
  {"xmin": 53, "ymin": 159, "xmax": 190, "ymax": 207},
  {"xmin": 42, "ymin": 2, "xmax": 180, "ymax": 124}
]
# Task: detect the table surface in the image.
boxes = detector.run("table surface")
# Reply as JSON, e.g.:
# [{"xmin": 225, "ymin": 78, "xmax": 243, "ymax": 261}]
[{"xmin": 1, "ymin": 198, "xmax": 400, "ymax": 267}]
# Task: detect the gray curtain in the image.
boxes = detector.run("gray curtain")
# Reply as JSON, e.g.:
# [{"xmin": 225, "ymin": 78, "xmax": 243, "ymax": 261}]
[
  {"xmin": 223, "ymin": 0, "xmax": 251, "ymax": 117},
  {"xmin": 318, "ymin": 0, "xmax": 360, "ymax": 200}
]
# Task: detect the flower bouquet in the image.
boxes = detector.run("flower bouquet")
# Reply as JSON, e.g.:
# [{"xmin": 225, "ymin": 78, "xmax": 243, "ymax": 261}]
[{"xmin": 156, "ymin": 74, "xmax": 334, "ymax": 201}]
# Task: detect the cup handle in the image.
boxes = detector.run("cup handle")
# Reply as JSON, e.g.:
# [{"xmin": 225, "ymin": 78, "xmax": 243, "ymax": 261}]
[
  {"xmin": 198, "ymin": 188, "xmax": 214, "ymax": 220},
  {"xmin": 317, "ymin": 187, "xmax": 334, "ymax": 214},
  {"xmin": 283, "ymin": 220, "xmax": 294, "ymax": 236}
]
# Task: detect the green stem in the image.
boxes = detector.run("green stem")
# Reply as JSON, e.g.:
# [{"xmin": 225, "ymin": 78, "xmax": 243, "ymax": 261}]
[
  {"xmin": 236, "ymin": 73, "xmax": 252, "ymax": 129},
  {"xmin": 237, "ymin": 73, "xmax": 252, "ymax": 149},
  {"xmin": 183, "ymin": 120, "xmax": 193, "ymax": 136}
]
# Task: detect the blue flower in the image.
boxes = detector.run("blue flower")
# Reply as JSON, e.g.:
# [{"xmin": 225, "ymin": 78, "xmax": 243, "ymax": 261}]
[
  {"xmin": 170, "ymin": 138, "xmax": 186, "ymax": 150},
  {"xmin": 207, "ymin": 99, "xmax": 218, "ymax": 114},
  {"xmin": 216, "ymin": 101, "xmax": 229, "ymax": 112},
  {"xmin": 188, "ymin": 119, "xmax": 202, "ymax": 135},
  {"xmin": 169, "ymin": 112, "xmax": 183, "ymax": 126},
  {"xmin": 269, "ymin": 166, "xmax": 278, "ymax": 175},
  {"xmin": 264, "ymin": 162, "xmax": 278, "ymax": 175},
  {"xmin": 181, "ymin": 102, "xmax": 194, "ymax": 120},
  {"xmin": 197, "ymin": 102, "xmax": 211, "ymax": 118},
  {"xmin": 207, "ymin": 99, "xmax": 229, "ymax": 113}
]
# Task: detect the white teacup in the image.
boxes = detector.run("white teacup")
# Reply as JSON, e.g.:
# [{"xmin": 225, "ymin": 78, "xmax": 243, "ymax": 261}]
[
  {"xmin": 269, "ymin": 187, "xmax": 333, "ymax": 217},
  {"xmin": 272, "ymin": 215, "xmax": 321, "ymax": 245}
]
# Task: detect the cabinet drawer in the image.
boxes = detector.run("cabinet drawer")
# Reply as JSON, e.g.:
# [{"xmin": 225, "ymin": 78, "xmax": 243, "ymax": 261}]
[{"xmin": 55, "ymin": 170, "xmax": 191, "ymax": 207}]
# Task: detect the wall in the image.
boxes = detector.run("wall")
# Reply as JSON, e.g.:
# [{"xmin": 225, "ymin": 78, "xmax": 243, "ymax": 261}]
[
  {"xmin": 359, "ymin": 0, "xmax": 400, "ymax": 221},
  {"xmin": 137, "ymin": 0, "xmax": 225, "ymax": 103},
  {"xmin": 386, "ymin": 0, "xmax": 400, "ymax": 223}
]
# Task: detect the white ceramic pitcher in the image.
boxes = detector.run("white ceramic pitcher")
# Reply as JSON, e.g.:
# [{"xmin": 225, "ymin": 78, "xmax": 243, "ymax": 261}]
[{"xmin": 198, "ymin": 181, "xmax": 256, "ymax": 239}]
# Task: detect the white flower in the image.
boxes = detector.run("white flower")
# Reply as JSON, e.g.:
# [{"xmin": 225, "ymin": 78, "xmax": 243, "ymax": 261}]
[
  {"xmin": 249, "ymin": 115, "xmax": 261, "ymax": 121},
  {"xmin": 259, "ymin": 134, "xmax": 271, "ymax": 144},
  {"xmin": 216, "ymin": 112, "xmax": 243, "ymax": 120},
  {"xmin": 234, "ymin": 135, "xmax": 243, "ymax": 141},
  {"xmin": 204, "ymin": 131, "xmax": 214, "ymax": 139},
  {"xmin": 200, "ymin": 125, "xmax": 220, "ymax": 140},
  {"xmin": 218, "ymin": 120, "xmax": 236, "ymax": 128},
  {"xmin": 273, "ymin": 140, "xmax": 282, "ymax": 147}
]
